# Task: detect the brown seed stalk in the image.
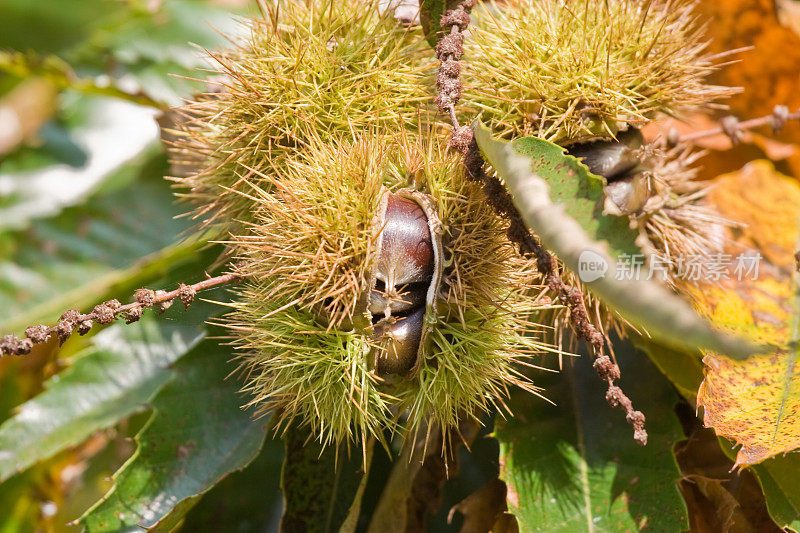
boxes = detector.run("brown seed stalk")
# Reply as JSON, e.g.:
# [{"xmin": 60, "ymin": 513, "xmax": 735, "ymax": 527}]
[{"xmin": 1, "ymin": 273, "xmax": 242, "ymax": 357}]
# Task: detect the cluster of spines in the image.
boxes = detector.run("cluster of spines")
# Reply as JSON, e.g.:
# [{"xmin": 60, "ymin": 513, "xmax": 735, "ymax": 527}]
[
  {"xmin": 222, "ymin": 131, "xmax": 554, "ymax": 446},
  {"xmin": 462, "ymin": 0, "xmax": 738, "ymax": 143},
  {"xmin": 228, "ymin": 290, "xmax": 396, "ymax": 448},
  {"xmin": 229, "ymin": 133, "xmax": 389, "ymax": 327},
  {"xmin": 168, "ymin": 0, "xmax": 434, "ymax": 237},
  {"xmin": 633, "ymin": 143, "xmax": 727, "ymax": 274}
]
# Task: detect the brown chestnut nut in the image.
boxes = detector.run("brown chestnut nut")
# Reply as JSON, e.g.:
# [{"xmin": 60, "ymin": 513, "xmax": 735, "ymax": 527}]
[
  {"xmin": 372, "ymin": 306, "xmax": 426, "ymax": 377},
  {"xmin": 371, "ymin": 194, "xmax": 434, "ymax": 317},
  {"xmin": 367, "ymin": 189, "xmax": 443, "ymax": 381},
  {"xmin": 368, "ymin": 282, "xmax": 427, "ymax": 315},
  {"xmin": 604, "ymin": 175, "xmax": 650, "ymax": 215},
  {"xmin": 567, "ymin": 128, "xmax": 644, "ymax": 181}
]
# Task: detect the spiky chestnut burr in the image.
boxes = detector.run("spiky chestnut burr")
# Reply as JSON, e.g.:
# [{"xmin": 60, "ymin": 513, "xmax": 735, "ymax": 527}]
[
  {"xmin": 225, "ymin": 133, "xmax": 554, "ymax": 447},
  {"xmin": 567, "ymin": 129, "xmax": 731, "ymax": 283},
  {"xmin": 424, "ymin": 0, "xmax": 648, "ymax": 443},
  {"xmin": 168, "ymin": 0, "xmax": 435, "ymax": 239},
  {"xmin": 421, "ymin": 0, "xmax": 717, "ymax": 446},
  {"xmin": 462, "ymin": 0, "xmax": 738, "ymax": 144},
  {"xmin": 443, "ymin": 0, "xmax": 731, "ymax": 305}
]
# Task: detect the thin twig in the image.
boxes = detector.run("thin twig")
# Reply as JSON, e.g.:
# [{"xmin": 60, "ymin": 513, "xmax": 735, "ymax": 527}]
[
  {"xmin": 594, "ymin": 355, "xmax": 647, "ymax": 445},
  {"xmin": 0, "ymin": 273, "xmax": 242, "ymax": 357},
  {"xmin": 672, "ymin": 105, "xmax": 800, "ymax": 145}
]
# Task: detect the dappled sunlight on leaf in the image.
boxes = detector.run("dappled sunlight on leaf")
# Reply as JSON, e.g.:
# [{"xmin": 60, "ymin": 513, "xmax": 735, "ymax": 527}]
[
  {"xmin": 496, "ymin": 339, "xmax": 687, "ymax": 532},
  {"xmin": 0, "ymin": 95, "xmax": 160, "ymax": 231},
  {"xmin": 694, "ymin": 160, "xmax": 800, "ymax": 466}
]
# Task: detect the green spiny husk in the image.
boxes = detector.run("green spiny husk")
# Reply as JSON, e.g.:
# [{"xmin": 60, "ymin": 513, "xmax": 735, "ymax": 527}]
[
  {"xmin": 225, "ymin": 133, "xmax": 556, "ymax": 447},
  {"xmin": 631, "ymin": 143, "xmax": 732, "ymax": 279},
  {"xmin": 455, "ymin": 0, "xmax": 737, "ymax": 343},
  {"xmin": 169, "ymin": 0, "xmax": 436, "ymax": 237},
  {"xmin": 463, "ymin": 0, "xmax": 738, "ymax": 144},
  {"xmin": 169, "ymin": 0, "xmax": 735, "ymax": 450}
]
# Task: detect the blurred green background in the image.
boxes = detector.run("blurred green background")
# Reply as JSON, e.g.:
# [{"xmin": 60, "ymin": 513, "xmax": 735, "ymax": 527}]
[{"xmin": 0, "ymin": 1, "xmax": 284, "ymax": 530}]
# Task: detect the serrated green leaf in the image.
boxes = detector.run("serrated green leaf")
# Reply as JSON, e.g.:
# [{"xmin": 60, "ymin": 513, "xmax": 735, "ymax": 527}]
[
  {"xmin": 472, "ymin": 121, "xmax": 761, "ymax": 360},
  {"xmin": 280, "ymin": 426, "xmax": 373, "ymax": 533},
  {"xmin": 179, "ymin": 432, "xmax": 285, "ymax": 532},
  {"xmin": 0, "ymin": 317, "xmax": 204, "ymax": 484},
  {"xmin": 79, "ymin": 339, "xmax": 268, "ymax": 532},
  {"xmin": 0, "ymin": 238, "xmax": 217, "ymax": 338},
  {"xmin": 509, "ymin": 134, "xmax": 640, "ymax": 257},
  {"xmin": 496, "ymin": 339, "xmax": 687, "ymax": 532}
]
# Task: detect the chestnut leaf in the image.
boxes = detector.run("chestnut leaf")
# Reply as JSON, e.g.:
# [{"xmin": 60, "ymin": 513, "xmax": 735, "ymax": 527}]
[
  {"xmin": 78, "ymin": 336, "xmax": 268, "ymax": 531},
  {"xmin": 472, "ymin": 121, "xmax": 762, "ymax": 360},
  {"xmin": 495, "ymin": 337, "xmax": 688, "ymax": 531},
  {"xmin": 0, "ymin": 318, "xmax": 203, "ymax": 484}
]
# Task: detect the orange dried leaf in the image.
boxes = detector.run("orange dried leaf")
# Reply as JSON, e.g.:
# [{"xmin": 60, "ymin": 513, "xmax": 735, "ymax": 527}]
[{"xmin": 694, "ymin": 160, "xmax": 800, "ymax": 467}]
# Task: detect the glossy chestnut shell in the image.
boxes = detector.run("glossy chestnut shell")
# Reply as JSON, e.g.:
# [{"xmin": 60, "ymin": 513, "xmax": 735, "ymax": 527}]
[
  {"xmin": 567, "ymin": 128, "xmax": 644, "ymax": 182},
  {"xmin": 368, "ymin": 189, "xmax": 442, "ymax": 381}
]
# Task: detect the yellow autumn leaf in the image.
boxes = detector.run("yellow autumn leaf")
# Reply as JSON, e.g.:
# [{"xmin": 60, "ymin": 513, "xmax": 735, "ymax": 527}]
[{"xmin": 694, "ymin": 160, "xmax": 800, "ymax": 467}]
